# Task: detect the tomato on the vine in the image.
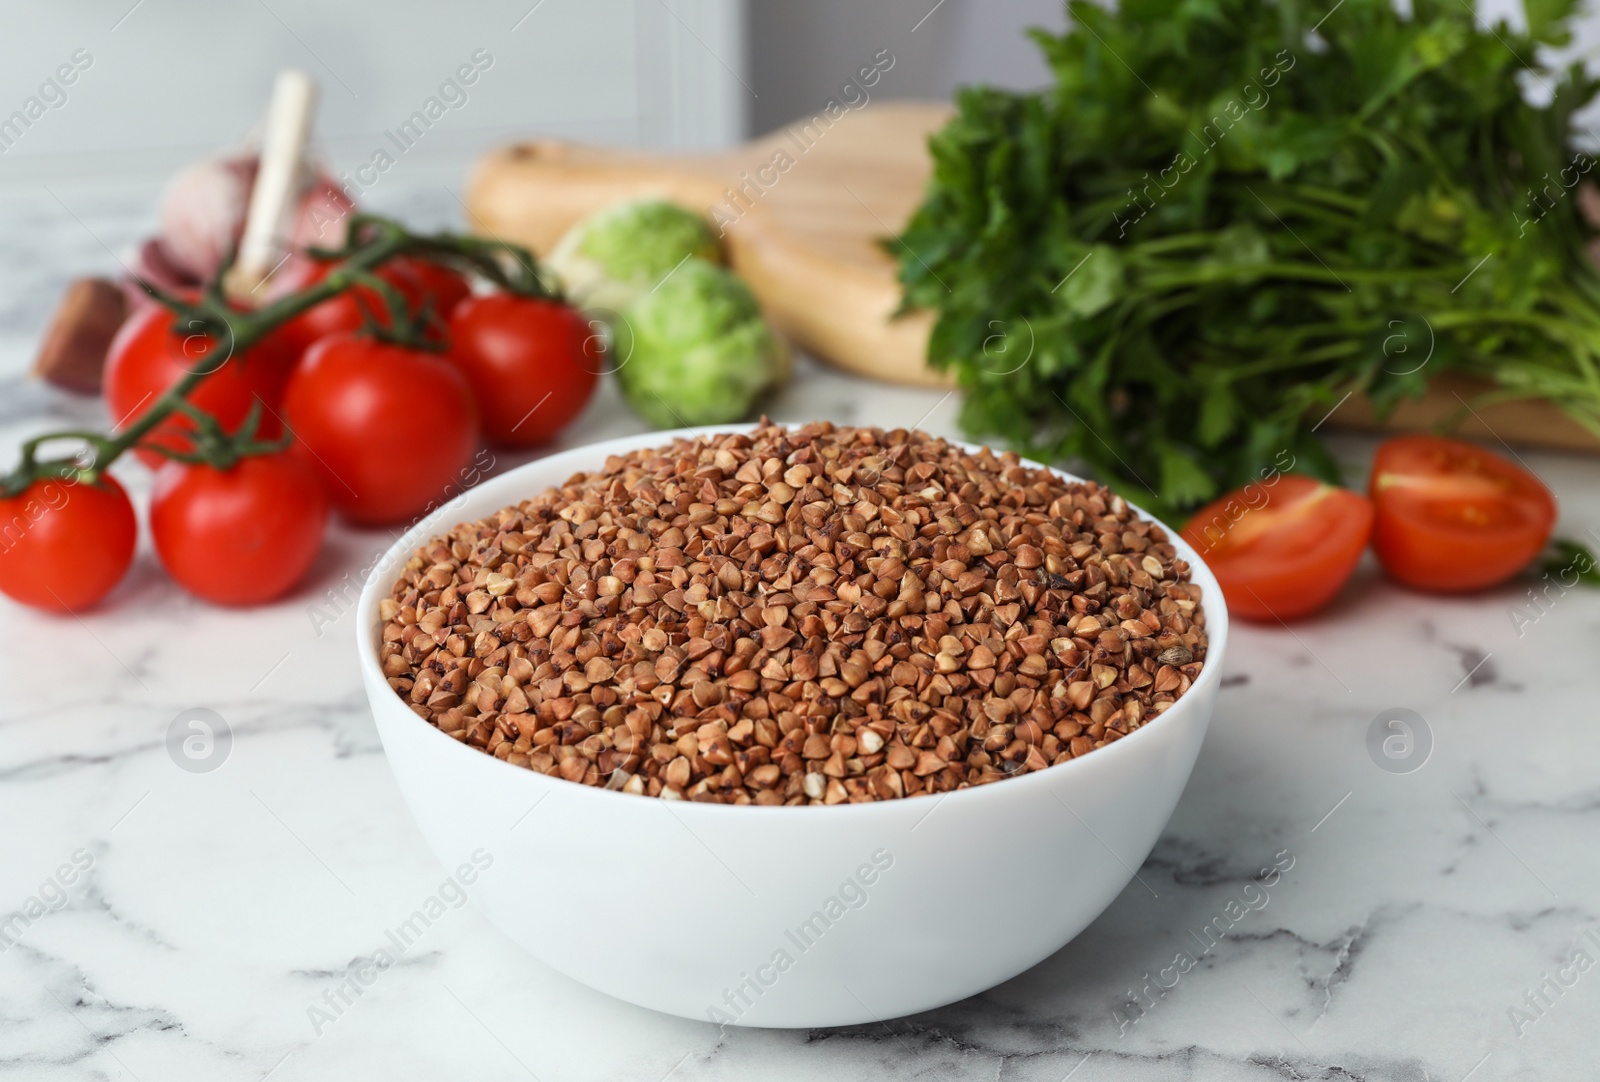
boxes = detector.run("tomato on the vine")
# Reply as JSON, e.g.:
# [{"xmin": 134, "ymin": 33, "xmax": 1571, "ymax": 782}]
[
  {"xmin": 271, "ymin": 255, "xmax": 469, "ymax": 356},
  {"xmin": 1369, "ymin": 435, "xmax": 1555, "ymax": 592},
  {"xmin": 0, "ymin": 475, "xmax": 137, "ymax": 612},
  {"xmin": 391, "ymin": 256, "xmax": 472, "ymax": 322},
  {"xmin": 270, "ymin": 256, "xmax": 427, "ymax": 357},
  {"xmin": 151, "ymin": 450, "xmax": 329, "ymax": 606},
  {"xmin": 105, "ymin": 302, "xmax": 297, "ymax": 468},
  {"xmin": 1182, "ymin": 474, "xmax": 1373, "ymax": 621},
  {"xmin": 282, "ymin": 333, "xmax": 478, "ymax": 526},
  {"xmin": 447, "ymin": 294, "xmax": 601, "ymax": 447}
]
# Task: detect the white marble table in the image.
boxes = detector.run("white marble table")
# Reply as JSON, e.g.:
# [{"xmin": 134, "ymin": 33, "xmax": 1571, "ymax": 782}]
[{"xmin": 3, "ymin": 178, "xmax": 1599, "ymax": 1081}]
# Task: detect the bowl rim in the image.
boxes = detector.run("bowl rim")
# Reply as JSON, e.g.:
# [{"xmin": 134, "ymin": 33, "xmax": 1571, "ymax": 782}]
[{"xmin": 356, "ymin": 422, "xmax": 1230, "ymax": 819}]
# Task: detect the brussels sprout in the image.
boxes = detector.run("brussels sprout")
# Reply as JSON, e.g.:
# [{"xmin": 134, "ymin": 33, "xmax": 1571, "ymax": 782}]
[
  {"xmin": 546, "ymin": 198, "xmax": 720, "ymax": 310},
  {"xmin": 613, "ymin": 259, "xmax": 788, "ymax": 427}
]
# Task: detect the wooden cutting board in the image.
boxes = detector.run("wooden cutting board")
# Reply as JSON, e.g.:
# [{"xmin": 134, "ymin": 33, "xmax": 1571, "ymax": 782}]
[{"xmin": 466, "ymin": 101, "xmax": 1600, "ymax": 452}]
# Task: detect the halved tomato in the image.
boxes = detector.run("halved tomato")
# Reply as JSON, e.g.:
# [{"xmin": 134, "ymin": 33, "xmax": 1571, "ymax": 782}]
[
  {"xmin": 1368, "ymin": 435, "xmax": 1555, "ymax": 592},
  {"xmin": 1181, "ymin": 475, "xmax": 1373, "ymax": 621}
]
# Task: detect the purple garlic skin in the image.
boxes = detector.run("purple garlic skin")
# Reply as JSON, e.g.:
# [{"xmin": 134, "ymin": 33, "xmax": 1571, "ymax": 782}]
[{"xmin": 154, "ymin": 154, "xmax": 355, "ymax": 284}]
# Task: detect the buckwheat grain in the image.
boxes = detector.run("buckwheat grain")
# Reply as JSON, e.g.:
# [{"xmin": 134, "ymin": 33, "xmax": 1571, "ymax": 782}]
[{"xmin": 378, "ymin": 421, "xmax": 1207, "ymax": 804}]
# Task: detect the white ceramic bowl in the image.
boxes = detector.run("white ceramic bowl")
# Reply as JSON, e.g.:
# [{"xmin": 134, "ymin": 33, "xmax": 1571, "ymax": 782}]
[{"xmin": 357, "ymin": 425, "xmax": 1228, "ymax": 1028}]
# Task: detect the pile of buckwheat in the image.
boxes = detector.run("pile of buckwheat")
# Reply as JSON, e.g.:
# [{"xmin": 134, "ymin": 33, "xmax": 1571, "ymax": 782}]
[{"xmin": 378, "ymin": 421, "xmax": 1207, "ymax": 804}]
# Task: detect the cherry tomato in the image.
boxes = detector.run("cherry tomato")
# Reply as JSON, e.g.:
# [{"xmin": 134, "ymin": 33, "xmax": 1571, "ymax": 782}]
[
  {"xmin": 391, "ymin": 256, "xmax": 471, "ymax": 322},
  {"xmin": 105, "ymin": 302, "xmax": 297, "ymax": 468},
  {"xmin": 1369, "ymin": 435, "xmax": 1555, "ymax": 592},
  {"xmin": 447, "ymin": 294, "xmax": 600, "ymax": 447},
  {"xmin": 151, "ymin": 451, "xmax": 329, "ymax": 606},
  {"xmin": 282, "ymin": 334, "xmax": 478, "ymax": 526},
  {"xmin": 1182, "ymin": 474, "xmax": 1373, "ymax": 621},
  {"xmin": 271, "ymin": 256, "xmax": 429, "ymax": 357},
  {"xmin": 0, "ymin": 475, "xmax": 137, "ymax": 612}
]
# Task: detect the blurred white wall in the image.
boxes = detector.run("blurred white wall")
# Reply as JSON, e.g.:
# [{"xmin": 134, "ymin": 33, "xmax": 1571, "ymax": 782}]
[
  {"xmin": 0, "ymin": 0, "xmax": 1069, "ymax": 190},
  {"xmin": 747, "ymin": 0, "xmax": 1067, "ymax": 136},
  {"xmin": 0, "ymin": 0, "xmax": 746, "ymax": 186}
]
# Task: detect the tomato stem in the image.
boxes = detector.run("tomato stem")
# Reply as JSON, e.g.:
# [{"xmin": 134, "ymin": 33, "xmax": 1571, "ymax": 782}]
[{"xmin": 347, "ymin": 268, "xmax": 447, "ymax": 353}]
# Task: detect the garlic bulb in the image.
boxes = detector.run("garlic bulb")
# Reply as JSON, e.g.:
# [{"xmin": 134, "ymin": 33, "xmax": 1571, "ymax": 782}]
[
  {"xmin": 157, "ymin": 156, "xmax": 254, "ymax": 282},
  {"xmin": 155, "ymin": 154, "xmax": 354, "ymax": 284}
]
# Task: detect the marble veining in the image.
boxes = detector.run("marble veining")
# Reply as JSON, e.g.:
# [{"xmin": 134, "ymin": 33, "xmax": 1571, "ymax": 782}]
[{"xmin": 1, "ymin": 180, "xmax": 1599, "ymax": 1080}]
